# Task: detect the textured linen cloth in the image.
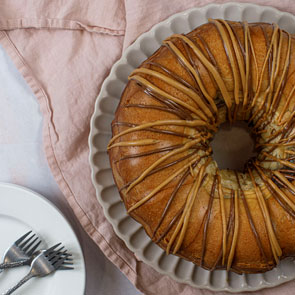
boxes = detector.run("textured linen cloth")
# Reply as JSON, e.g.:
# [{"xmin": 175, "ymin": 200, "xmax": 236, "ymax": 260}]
[{"xmin": 1, "ymin": 1, "xmax": 295, "ymax": 294}]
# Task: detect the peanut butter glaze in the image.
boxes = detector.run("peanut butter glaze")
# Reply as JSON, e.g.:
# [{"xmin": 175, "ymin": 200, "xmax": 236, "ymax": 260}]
[
  {"xmin": 109, "ymin": 20, "xmax": 295, "ymax": 273},
  {"xmin": 235, "ymin": 171, "xmax": 268, "ymax": 265},
  {"xmin": 200, "ymin": 175, "xmax": 217, "ymax": 267}
]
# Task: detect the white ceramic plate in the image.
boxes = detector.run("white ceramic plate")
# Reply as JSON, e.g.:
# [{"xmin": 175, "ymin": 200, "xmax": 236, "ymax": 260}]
[
  {"xmin": 0, "ymin": 183, "xmax": 85, "ymax": 295},
  {"xmin": 89, "ymin": 2, "xmax": 295, "ymax": 292}
]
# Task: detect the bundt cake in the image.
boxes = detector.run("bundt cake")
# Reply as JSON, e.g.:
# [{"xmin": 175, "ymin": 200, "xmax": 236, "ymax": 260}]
[{"xmin": 108, "ymin": 19, "xmax": 295, "ymax": 274}]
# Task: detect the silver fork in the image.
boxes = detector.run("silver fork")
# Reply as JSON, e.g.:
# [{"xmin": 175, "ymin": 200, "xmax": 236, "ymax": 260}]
[
  {"xmin": 3, "ymin": 243, "xmax": 73, "ymax": 295},
  {"xmin": 0, "ymin": 231, "xmax": 41, "ymax": 272}
]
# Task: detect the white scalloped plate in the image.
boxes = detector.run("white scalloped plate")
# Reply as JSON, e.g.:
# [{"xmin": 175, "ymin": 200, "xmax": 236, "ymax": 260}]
[{"xmin": 89, "ymin": 2, "xmax": 295, "ymax": 292}]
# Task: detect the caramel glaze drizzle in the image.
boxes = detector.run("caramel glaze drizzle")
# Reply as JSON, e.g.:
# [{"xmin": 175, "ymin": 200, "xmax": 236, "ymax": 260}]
[
  {"xmin": 152, "ymin": 155, "xmax": 207, "ymax": 240},
  {"xmin": 167, "ymin": 160, "xmax": 210, "ymax": 254},
  {"xmin": 200, "ymin": 175, "xmax": 217, "ymax": 267},
  {"xmin": 112, "ymin": 121, "xmax": 198, "ymax": 139},
  {"xmin": 248, "ymin": 166, "xmax": 282, "ymax": 264},
  {"xmin": 235, "ymin": 171, "xmax": 269, "ymax": 265},
  {"xmin": 108, "ymin": 19, "xmax": 295, "ymax": 272},
  {"xmin": 211, "ymin": 190, "xmax": 235, "ymax": 270}
]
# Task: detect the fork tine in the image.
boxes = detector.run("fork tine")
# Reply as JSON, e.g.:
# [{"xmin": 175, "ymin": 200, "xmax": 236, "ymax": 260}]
[
  {"xmin": 19, "ymin": 233, "xmax": 35, "ymax": 249},
  {"xmin": 49, "ymin": 249, "xmax": 69, "ymax": 263},
  {"xmin": 60, "ymin": 253, "xmax": 72, "ymax": 258},
  {"xmin": 51, "ymin": 249, "xmax": 71, "ymax": 263},
  {"xmin": 63, "ymin": 256, "xmax": 73, "ymax": 261},
  {"xmin": 46, "ymin": 246, "xmax": 74, "ymax": 270},
  {"xmin": 49, "ymin": 251, "xmax": 71, "ymax": 263},
  {"xmin": 62, "ymin": 261, "xmax": 74, "ymax": 265},
  {"xmin": 27, "ymin": 240, "xmax": 42, "ymax": 256},
  {"xmin": 53, "ymin": 255, "xmax": 68, "ymax": 269},
  {"xmin": 59, "ymin": 255, "xmax": 73, "ymax": 263},
  {"xmin": 23, "ymin": 237, "xmax": 38, "ymax": 252},
  {"xmin": 47, "ymin": 249, "xmax": 69, "ymax": 263},
  {"xmin": 54, "ymin": 246, "xmax": 65, "ymax": 254},
  {"xmin": 59, "ymin": 266, "xmax": 74, "ymax": 270},
  {"xmin": 44, "ymin": 243, "xmax": 61, "ymax": 255},
  {"xmin": 62, "ymin": 259, "xmax": 73, "ymax": 264},
  {"xmin": 47, "ymin": 247, "xmax": 65, "ymax": 260},
  {"xmin": 15, "ymin": 231, "xmax": 32, "ymax": 246},
  {"xmin": 50, "ymin": 254, "xmax": 64, "ymax": 265}
]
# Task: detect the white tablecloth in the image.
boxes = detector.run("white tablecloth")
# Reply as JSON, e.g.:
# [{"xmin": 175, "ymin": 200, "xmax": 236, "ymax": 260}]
[{"xmin": 0, "ymin": 44, "xmax": 140, "ymax": 295}]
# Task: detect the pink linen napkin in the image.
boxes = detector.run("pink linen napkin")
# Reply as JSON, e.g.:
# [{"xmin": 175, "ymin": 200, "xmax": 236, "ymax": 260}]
[{"xmin": 0, "ymin": 1, "xmax": 295, "ymax": 294}]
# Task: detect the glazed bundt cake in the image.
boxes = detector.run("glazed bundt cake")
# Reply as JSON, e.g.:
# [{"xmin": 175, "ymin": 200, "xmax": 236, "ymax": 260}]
[{"xmin": 108, "ymin": 19, "xmax": 295, "ymax": 274}]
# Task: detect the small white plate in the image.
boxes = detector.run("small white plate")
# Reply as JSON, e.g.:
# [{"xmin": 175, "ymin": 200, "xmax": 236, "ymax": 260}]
[
  {"xmin": 89, "ymin": 2, "xmax": 295, "ymax": 292},
  {"xmin": 0, "ymin": 182, "xmax": 85, "ymax": 295}
]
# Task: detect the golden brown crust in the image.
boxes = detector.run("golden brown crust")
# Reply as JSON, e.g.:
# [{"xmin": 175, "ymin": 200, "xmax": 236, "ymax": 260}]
[{"xmin": 108, "ymin": 20, "xmax": 295, "ymax": 273}]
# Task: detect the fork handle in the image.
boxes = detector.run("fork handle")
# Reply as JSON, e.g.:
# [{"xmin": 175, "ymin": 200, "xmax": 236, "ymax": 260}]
[
  {"xmin": 0, "ymin": 260, "xmax": 28, "ymax": 270},
  {"xmin": 2, "ymin": 273, "xmax": 34, "ymax": 295}
]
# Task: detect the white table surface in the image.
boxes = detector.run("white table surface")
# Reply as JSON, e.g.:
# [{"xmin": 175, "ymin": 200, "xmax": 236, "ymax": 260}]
[{"xmin": 0, "ymin": 44, "xmax": 141, "ymax": 295}]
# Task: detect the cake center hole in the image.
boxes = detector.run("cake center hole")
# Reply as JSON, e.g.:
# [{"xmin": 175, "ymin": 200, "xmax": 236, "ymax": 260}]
[{"xmin": 210, "ymin": 121, "xmax": 257, "ymax": 172}]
